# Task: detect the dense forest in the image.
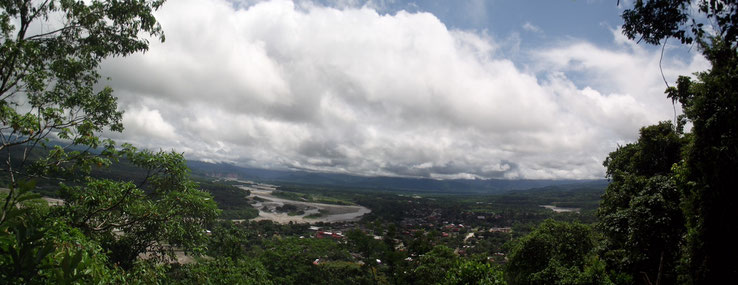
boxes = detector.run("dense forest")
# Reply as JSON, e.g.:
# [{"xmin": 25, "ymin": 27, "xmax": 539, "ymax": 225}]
[{"xmin": 1, "ymin": 0, "xmax": 737, "ymax": 284}]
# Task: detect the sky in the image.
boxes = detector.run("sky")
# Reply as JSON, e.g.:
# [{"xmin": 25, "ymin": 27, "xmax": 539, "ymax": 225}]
[{"xmin": 99, "ymin": 0, "xmax": 709, "ymax": 180}]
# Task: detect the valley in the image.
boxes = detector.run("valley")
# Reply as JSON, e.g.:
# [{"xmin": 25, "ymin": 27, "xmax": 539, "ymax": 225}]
[{"xmin": 233, "ymin": 181, "xmax": 371, "ymax": 224}]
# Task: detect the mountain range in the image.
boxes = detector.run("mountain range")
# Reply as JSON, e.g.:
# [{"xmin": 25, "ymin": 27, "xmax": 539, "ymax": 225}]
[{"xmin": 187, "ymin": 160, "xmax": 608, "ymax": 194}]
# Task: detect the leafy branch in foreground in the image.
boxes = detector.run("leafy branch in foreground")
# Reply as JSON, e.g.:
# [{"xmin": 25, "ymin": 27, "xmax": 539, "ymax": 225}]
[
  {"xmin": 55, "ymin": 147, "xmax": 220, "ymax": 269},
  {"xmin": 1, "ymin": 0, "xmax": 165, "ymax": 226},
  {"xmin": 1, "ymin": 0, "xmax": 222, "ymax": 282}
]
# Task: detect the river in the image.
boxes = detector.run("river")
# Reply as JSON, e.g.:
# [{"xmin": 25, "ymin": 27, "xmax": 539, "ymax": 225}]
[{"xmin": 235, "ymin": 182, "xmax": 371, "ymax": 224}]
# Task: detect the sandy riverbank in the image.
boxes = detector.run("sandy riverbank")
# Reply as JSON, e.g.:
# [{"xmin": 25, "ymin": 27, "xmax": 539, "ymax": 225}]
[{"xmin": 237, "ymin": 182, "xmax": 371, "ymax": 224}]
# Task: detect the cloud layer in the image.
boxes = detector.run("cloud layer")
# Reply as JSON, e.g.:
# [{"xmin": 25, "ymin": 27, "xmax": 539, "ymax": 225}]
[{"xmin": 101, "ymin": 0, "xmax": 708, "ymax": 179}]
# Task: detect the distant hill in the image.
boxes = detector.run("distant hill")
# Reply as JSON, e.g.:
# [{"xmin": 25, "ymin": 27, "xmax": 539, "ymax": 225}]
[
  {"xmin": 187, "ymin": 160, "xmax": 608, "ymax": 194},
  {"xmin": 0, "ymin": 143, "xmax": 608, "ymax": 196}
]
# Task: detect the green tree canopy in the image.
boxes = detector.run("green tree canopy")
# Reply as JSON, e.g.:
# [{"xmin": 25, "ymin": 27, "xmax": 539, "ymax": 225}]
[
  {"xmin": 169, "ymin": 257, "xmax": 274, "ymax": 285},
  {"xmin": 506, "ymin": 220, "xmax": 613, "ymax": 285},
  {"xmin": 667, "ymin": 40, "xmax": 738, "ymax": 284},
  {"xmin": 621, "ymin": 1, "xmax": 738, "ymax": 283},
  {"xmin": 412, "ymin": 245, "xmax": 459, "ymax": 284},
  {"xmin": 598, "ymin": 121, "xmax": 687, "ymax": 285},
  {"xmin": 55, "ymin": 147, "xmax": 220, "ymax": 268}
]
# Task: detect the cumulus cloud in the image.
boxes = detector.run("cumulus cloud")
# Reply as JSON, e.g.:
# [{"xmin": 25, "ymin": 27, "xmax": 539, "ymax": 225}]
[
  {"xmin": 101, "ymin": 0, "xmax": 708, "ymax": 179},
  {"xmin": 120, "ymin": 105, "xmax": 178, "ymax": 141}
]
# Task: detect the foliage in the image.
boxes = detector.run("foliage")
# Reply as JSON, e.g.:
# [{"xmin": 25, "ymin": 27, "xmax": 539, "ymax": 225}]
[
  {"xmin": 0, "ymin": 0, "xmax": 178, "ymax": 276},
  {"xmin": 411, "ymin": 245, "xmax": 459, "ymax": 284},
  {"xmin": 506, "ymin": 219, "xmax": 614, "ymax": 285},
  {"xmin": 0, "ymin": 0, "xmax": 166, "ymax": 216},
  {"xmin": 0, "ymin": 150, "xmax": 220, "ymax": 281},
  {"xmin": 442, "ymin": 260, "xmax": 505, "ymax": 285},
  {"xmin": 273, "ymin": 188, "xmax": 355, "ymax": 205},
  {"xmin": 256, "ymin": 237, "xmax": 352, "ymax": 284},
  {"xmin": 35, "ymin": 220, "xmax": 120, "ymax": 284},
  {"xmin": 622, "ymin": 0, "xmax": 738, "ymax": 46},
  {"xmin": 207, "ymin": 221, "xmax": 252, "ymax": 259},
  {"xmin": 315, "ymin": 261, "xmax": 375, "ymax": 285},
  {"xmin": 346, "ymin": 229, "xmax": 390, "ymax": 267},
  {"xmin": 0, "ymin": 1, "xmax": 228, "ymax": 282},
  {"xmin": 92, "ymin": 157, "xmax": 256, "ymax": 220},
  {"xmin": 54, "ymin": 147, "xmax": 220, "ymax": 269},
  {"xmin": 0, "ymin": 193, "xmax": 121, "ymax": 284},
  {"xmin": 597, "ymin": 122, "xmax": 686, "ymax": 284},
  {"xmin": 620, "ymin": 2, "xmax": 738, "ymax": 283},
  {"xmin": 666, "ymin": 40, "xmax": 738, "ymax": 284},
  {"xmin": 622, "ymin": 1, "xmax": 738, "ymax": 283},
  {"xmin": 169, "ymin": 257, "xmax": 273, "ymax": 285},
  {"xmin": 198, "ymin": 180, "xmax": 258, "ymax": 219}
]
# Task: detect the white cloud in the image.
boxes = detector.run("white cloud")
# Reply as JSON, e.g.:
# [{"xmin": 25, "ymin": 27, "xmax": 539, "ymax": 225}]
[
  {"xmin": 522, "ymin": 22, "xmax": 542, "ymax": 33},
  {"xmin": 100, "ymin": 0, "xmax": 708, "ymax": 179},
  {"xmin": 120, "ymin": 105, "xmax": 178, "ymax": 141},
  {"xmin": 532, "ymin": 29, "xmax": 710, "ymax": 127}
]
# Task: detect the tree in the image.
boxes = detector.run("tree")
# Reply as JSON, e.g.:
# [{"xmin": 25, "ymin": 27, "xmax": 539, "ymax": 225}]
[
  {"xmin": 0, "ymin": 183, "xmax": 125, "ymax": 284},
  {"xmin": 55, "ymin": 147, "xmax": 219, "ymax": 268},
  {"xmin": 207, "ymin": 221, "xmax": 252, "ymax": 259},
  {"xmin": 169, "ymin": 257, "xmax": 274, "ymax": 285},
  {"xmin": 667, "ymin": 40, "xmax": 738, "ymax": 284},
  {"xmin": 257, "ymin": 237, "xmax": 352, "ymax": 284},
  {"xmin": 412, "ymin": 245, "xmax": 459, "ymax": 284},
  {"xmin": 621, "ymin": 1, "xmax": 738, "ymax": 283},
  {"xmin": 0, "ymin": 0, "xmax": 222, "ymax": 280},
  {"xmin": 505, "ymin": 220, "xmax": 614, "ymax": 285},
  {"xmin": 314, "ymin": 260, "xmax": 375, "ymax": 285},
  {"xmin": 1, "ymin": 0, "xmax": 170, "ymax": 279},
  {"xmin": 346, "ymin": 229, "xmax": 390, "ymax": 268},
  {"xmin": 621, "ymin": 0, "xmax": 738, "ymax": 46},
  {"xmin": 0, "ymin": 0, "xmax": 164, "ymax": 225},
  {"xmin": 598, "ymin": 122, "xmax": 686, "ymax": 284},
  {"xmin": 442, "ymin": 259, "xmax": 505, "ymax": 285}
]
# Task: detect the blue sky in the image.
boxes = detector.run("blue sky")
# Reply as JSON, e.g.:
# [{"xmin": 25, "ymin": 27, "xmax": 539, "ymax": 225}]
[
  {"xmin": 98, "ymin": 0, "xmax": 709, "ymax": 179},
  {"xmin": 369, "ymin": 0, "xmax": 622, "ymax": 42},
  {"xmin": 357, "ymin": 0, "xmax": 697, "ymax": 61}
]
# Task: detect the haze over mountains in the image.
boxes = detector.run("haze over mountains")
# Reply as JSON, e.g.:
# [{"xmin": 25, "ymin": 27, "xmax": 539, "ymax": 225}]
[{"xmin": 187, "ymin": 160, "xmax": 607, "ymax": 194}]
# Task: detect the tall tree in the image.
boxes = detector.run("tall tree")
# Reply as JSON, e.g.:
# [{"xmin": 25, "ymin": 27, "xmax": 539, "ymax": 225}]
[
  {"xmin": 621, "ymin": 1, "xmax": 738, "ymax": 283},
  {"xmin": 598, "ymin": 122, "xmax": 687, "ymax": 284},
  {"xmin": 667, "ymin": 41, "xmax": 738, "ymax": 283}
]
